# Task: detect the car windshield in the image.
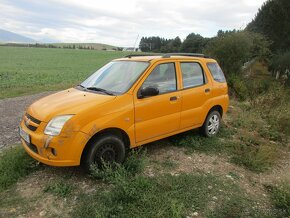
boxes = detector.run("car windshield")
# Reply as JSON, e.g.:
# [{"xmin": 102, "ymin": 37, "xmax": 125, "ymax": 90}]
[{"xmin": 80, "ymin": 61, "xmax": 149, "ymax": 95}]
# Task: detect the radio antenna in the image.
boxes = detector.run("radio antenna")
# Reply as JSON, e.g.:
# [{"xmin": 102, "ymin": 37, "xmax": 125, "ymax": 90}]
[{"xmin": 133, "ymin": 34, "xmax": 139, "ymax": 52}]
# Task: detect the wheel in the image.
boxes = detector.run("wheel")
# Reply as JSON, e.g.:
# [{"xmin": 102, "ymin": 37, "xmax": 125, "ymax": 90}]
[
  {"xmin": 82, "ymin": 134, "xmax": 126, "ymax": 172},
  {"xmin": 201, "ymin": 111, "xmax": 221, "ymax": 137}
]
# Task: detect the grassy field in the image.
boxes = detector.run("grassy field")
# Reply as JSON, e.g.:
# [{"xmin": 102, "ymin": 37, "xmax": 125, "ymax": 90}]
[{"xmin": 0, "ymin": 46, "xmax": 130, "ymax": 99}]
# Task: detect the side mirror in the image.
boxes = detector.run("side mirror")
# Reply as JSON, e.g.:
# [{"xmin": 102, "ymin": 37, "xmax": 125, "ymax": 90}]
[{"xmin": 138, "ymin": 86, "xmax": 159, "ymax": 98}]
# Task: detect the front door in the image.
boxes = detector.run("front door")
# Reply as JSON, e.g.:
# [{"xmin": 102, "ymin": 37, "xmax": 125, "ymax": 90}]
[{"xmin": 134, "ymin": 62, "xmax": 181, "ymax": 143}]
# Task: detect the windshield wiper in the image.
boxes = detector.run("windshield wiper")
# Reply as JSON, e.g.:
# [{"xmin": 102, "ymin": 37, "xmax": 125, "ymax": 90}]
[
  {"xmin": 85, "ymin": 87, "xmax": 115, "ymax": 96},
  {"xmin": 77, "ymin": 84, "xmax": 85, "ymax": 88}
]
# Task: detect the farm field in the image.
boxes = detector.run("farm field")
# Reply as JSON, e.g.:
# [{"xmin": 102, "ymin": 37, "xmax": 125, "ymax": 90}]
[{"xmin": 0, "ymin": 46, "xmax": 130, "ymax": 99}]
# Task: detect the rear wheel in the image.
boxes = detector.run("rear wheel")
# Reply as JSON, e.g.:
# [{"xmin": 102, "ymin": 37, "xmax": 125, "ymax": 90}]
[
  {"xmin": 201, "ymin": 111, "xmax": 221, "ymax": 137},
  {"xmin": 82, "ymin": 134, "xmax": 126, "ymax": 172}
]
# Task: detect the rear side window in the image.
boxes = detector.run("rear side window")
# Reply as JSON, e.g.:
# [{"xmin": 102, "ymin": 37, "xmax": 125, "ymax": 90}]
[
  {"xmin": 180, "ymin": 62, "xmax": 205, "ymax": 88},
  {"xmin": 207, "ymin": 63, "xmax": 226, "ymax": 83}
]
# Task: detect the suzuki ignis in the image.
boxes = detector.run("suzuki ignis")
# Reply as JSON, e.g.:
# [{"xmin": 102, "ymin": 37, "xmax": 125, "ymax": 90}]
[{"xmin": 19, "ymin": 53, "xmax": 229, "ymax": 171}]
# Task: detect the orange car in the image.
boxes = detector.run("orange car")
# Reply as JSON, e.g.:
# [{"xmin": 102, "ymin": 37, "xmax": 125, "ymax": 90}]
[{"xmin": 19, "ymin": 53, "xmax": 229, "ymax": 170}]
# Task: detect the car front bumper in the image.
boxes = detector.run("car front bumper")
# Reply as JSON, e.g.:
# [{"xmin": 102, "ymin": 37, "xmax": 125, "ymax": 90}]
[{"xmin": 19, "ymin": 120, "xmax": 89, "ymax": 167}]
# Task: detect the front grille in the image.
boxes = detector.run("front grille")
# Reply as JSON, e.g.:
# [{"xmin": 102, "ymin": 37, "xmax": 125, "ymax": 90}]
[
  {"xmin": 24, "ymin": 113, "xmax": 41, "ymax": 132},
  {"xmin": 26, "ymin": 113, "xmax": 41, "ymax": 124}
]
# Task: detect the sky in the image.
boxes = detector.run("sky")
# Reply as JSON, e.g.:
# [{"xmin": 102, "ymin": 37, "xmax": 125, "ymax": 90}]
[{"xmin": 0, "ymin": 0, "xmax": 267, "ymax": 47}]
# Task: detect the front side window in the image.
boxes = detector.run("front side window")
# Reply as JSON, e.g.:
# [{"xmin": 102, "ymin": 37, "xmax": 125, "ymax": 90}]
[
  {"xmin": 81, "ymin": 61, "xmax": 149, "ymax": 95},
  {"xmin": 180, "ymin": 62, "xmax": 205, "ymax": 88},
  {"xmin": 207, "ymin": 62, "xmax": 226, "ymax": 83},
  {"xmin": 141, "ymin": 63, "xmax": 177, "ymax": 95}
]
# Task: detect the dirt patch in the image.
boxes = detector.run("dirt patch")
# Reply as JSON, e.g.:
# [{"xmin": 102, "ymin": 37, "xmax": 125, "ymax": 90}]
[{"xmin": 0, "ymin": 91, "xmax": 55, "ymax": 148}]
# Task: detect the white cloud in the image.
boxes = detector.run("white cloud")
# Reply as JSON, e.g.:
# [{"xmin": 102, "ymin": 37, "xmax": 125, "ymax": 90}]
[{"xmin": 0, "ymin": 0, "xmax": 267, "ymax": 46}]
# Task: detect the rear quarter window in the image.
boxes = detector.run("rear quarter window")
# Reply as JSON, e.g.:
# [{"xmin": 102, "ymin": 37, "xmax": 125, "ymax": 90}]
[{"xmin": 207, "ymin": 62, "xmax": 226, "ymax": 83}]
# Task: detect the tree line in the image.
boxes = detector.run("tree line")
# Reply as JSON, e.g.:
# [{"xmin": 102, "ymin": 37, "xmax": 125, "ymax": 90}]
[
  {"xmin": 139, "ymin": 30, "xmax": 270, "ymax": 76},
  {"xmin": 139, "ymin": 34, "xmax": 208, "ymax": 54},
  {"xmin": 247, "ymin": 0, "xmax": 290, "ymax": 85}
]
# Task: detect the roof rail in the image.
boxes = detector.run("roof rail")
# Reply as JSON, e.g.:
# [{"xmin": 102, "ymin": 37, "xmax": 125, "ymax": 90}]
[
  {"xmin": 125, "ymin": 54, "xmax": 159, "ymax": 58},
  {"xmin": 162, "ymin": 53, "xmax": 210, "ymax": 58}
]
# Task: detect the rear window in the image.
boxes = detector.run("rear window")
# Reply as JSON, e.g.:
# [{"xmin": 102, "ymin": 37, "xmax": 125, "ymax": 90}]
[
  {"xmin": 207, "ymin": 63, "xmax": 226, "ymax": 83},
  {"xmin": 180, "ymin": 62, "xmax": 205, "ymax": 88}
]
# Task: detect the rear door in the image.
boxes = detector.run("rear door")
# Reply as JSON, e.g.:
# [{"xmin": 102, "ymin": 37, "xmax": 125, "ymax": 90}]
[{"xmin": 178, "ymin": 61, "xmax": 212, "ymax": 129}]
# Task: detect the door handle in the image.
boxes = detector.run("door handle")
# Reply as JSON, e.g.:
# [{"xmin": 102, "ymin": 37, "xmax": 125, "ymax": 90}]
[
  {"xmin": 205, "ymin": 88, "xmax": 211, "ymax": 93},
  {"xmin": 170, "ymin": 96, "xmax": 178, "ymax": 101}
]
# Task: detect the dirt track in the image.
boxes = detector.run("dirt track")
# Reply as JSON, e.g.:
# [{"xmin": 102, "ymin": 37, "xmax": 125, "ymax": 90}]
[{"xmin": 0, "ymin": 92, "xmax": 55, "ymax": 148}]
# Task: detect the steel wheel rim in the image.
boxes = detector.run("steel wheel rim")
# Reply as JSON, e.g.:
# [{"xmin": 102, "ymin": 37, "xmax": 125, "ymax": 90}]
[
  {"xmin": 96, "ymin": 144, "xmax": 117, "ymax": 164},
  {"xmin": 207, "ymin": 114, "xmax": 220, "ymax": 135}
]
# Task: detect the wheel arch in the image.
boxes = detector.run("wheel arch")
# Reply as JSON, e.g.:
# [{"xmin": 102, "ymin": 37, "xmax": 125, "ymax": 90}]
[
  {"xmin": 80, "ymin": 127, "xmax": 130, "ymax": 164},
  {"xmin": 208, "ymin": 105, "xmax": 223, "ymax": 117},
  {"xmin": 202, "ymin": 105, "xmax": 223, "ymax": 126}
]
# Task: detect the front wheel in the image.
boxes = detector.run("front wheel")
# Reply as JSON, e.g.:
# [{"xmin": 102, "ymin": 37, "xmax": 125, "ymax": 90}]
[
  {"xmin": 82, "ymin": 134, "xmax": 126, "ymax": 172},
  {"xmin": 201, "ymin": 111, "xmax": 221, "ymax": 137}
]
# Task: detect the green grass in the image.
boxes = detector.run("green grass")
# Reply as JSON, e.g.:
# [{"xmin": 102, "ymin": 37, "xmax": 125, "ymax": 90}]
[
  {"xmin": 0, "ymin": 146, "xmax": 38, "ymax": 191},
  {"xmin": 0, "ymin": 46, "xmax": 131, "ymax": 98},
  {"xmin": 160, "ymin": 159, "xmax": 178, "ymax": 170},
  {"xmin": 266, "ymin": 183, "xmax": 290, "ymax": 217},
  {"xmin": 74, "ymin": 173, "xmax": 271, "ymax": 218},
  {"xmin": 74, "ymin": 149, "xmax": 272, "ymax": 217},
  {"xmin": 44, "ymin": 180, "xmax": 73, "ymax": 197},
  {"xmin": 0, "ymin": 189, "xmax": 39, "ymax": 217}
]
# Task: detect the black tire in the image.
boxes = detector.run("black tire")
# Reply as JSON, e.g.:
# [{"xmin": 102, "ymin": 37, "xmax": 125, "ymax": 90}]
[
  {"xmin": 82, "ymin": 134, "xmax": 126, "ymax": 172},
  {"xmin": 201, "ymin": 110, "xmax": 221, "ymax": 137}
]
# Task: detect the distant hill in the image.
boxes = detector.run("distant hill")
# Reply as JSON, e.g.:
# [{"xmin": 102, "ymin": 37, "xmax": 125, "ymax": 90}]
[
  {"xmin": 0, "ymin": 29, "xmax": 36, "ymax": 43},
  {"xmin": 0, "ymin": 29, "xmax": 118, "ymax": 50}
]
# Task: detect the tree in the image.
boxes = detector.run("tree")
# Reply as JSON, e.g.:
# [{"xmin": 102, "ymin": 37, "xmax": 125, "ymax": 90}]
[
  {"xmin": 270, "ymin": 52, "xmax": 290, "ymax": 85},
  {"xmin": 204, "ymin": 31, "xmax": 271, "ymax": 76},
  {"xmin": 247, "ymin": 0, "xmax": 290, "ymax": 52},
  {"xmin": 139, "ymin": 36, "xmax": 182, "ymax": 52},
  {"xmin": 160, "ymin": 37, "xmax": 182, "ymax": 53},
  {"xmin": 180, "ymin": 33, "xmax": 208, "ymax": 53}
]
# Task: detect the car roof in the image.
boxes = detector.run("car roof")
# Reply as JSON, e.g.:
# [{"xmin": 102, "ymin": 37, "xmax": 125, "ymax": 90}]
[{"xmin": 115, "ymin": 53, "xmax": 216, "ymax": 63}]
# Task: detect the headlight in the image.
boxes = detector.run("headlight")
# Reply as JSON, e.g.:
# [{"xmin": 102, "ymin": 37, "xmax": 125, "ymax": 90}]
[{"xmin": 44, "ymin": 115, "xmax": 73, "ymax": 136}]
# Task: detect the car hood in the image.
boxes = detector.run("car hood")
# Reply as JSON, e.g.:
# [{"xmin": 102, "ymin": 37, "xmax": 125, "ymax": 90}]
[{"xmin": 27, "ymin": 88, "xmax": 116, "ymax": 122}]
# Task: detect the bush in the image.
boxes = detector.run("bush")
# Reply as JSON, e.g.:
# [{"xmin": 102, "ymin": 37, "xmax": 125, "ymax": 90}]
[
  {"xmin": 251, "ymin": 84, "xmax": 290, "ymax": 138},
  {"xmin": 227, "ymin": 74, "xmax": 249, "ymax": 100},
  {"xmin": 204, "ymin": 31, "xmax": 271, "ymax": 77},
  {"xmin": 231, "ymin": 141, "xmax": 280, "ymax": 172},
  {"xmin": 90, "ymin": 149, "xmax": 146, "ymax": 184}
]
